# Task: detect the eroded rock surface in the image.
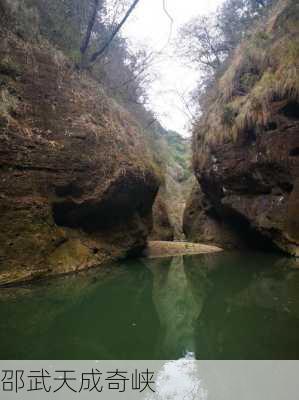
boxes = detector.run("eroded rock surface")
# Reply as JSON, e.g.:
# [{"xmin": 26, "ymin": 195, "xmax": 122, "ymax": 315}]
[
  {"xmin": 184, "ymin": 0, "xmax": 299, "ymax": 256},
  {"xmin": 150, "ymin": 188, "xmax": 175, "ymax": 241},
  {"xmin": 148, "ymin": 125, "xmax": 192, "ymax": 241},
  {"xmin": 183, "ymin": 184, "xmax": 244, "ymax": 249},
  {"xmin": 144, "ymin": 241, "xmax": 222, "ymax": 258},
  {"xmin": 0, "ymin": 11, "xmax": 159, "ymax": 284}
]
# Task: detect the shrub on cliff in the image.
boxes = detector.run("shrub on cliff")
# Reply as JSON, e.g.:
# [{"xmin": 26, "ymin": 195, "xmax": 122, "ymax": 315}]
[
  {"xmin": 194, "ymin": 0, "xmax": 299, "ymax": 155},
  {"xmin": 177, "ymin": 0, "xmax": 277, "ymax": 92}
]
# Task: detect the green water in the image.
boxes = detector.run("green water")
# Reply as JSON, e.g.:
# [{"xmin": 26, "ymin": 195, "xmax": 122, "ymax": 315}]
[{"xmin": 1, "ymin": 252, "xmax": 299, "ymax": 360}]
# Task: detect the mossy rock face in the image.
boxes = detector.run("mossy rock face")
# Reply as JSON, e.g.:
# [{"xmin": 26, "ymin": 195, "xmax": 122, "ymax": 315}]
[
  {"xmin": 47, "ymin": 239, "xmax": 99, "ymax": 275},
  {"xmin": 0, "ymin": 58, "xmax": 21, "ymax": 79},
  {"xmin": 0, "ymin": 19, "xmax": 160, "ymax": 285},
  {"xmin": 0, "ymin": 115, "xmax": 9, "ymax": 128},
  {"xmin": 150, "ymin": 189, "xmax": 174, "ymax": 241},
  {"xmin": 188, "ymin": 0, "xmax": 299, "ymax": 256},
  {"xmin": 0, "ymin": 73, "xmax": 11, "ymax": 87},
  {"xmin": 0, "ymin": 204, "xmax": 65, "ymax": 285},
  {"xmin": 183, "ymin": 184, "xmax": 244, "ymax": 249}
]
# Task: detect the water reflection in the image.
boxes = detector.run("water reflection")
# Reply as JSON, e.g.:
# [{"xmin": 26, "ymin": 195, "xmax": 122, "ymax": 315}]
[
  {"xmin": 0, "ymin": 261, "xmax": 160, "ymax": 359},
  {"xmin": 143, "ymin": 252, "xmax": 299, "ymax": 360},
  {"xmin": 0, "ymin": 252, "xmax": 299, "ymax": 359},
  {"xmin": 187, "ymin": 253, "xmax": 299, "ymax": 359},
  {"xmin": 145, "ymin": 256, "xmax": 203, "ymax": 358}
]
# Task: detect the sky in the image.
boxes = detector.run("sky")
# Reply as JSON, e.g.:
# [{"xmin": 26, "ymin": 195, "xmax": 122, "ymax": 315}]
[{"xmin": 122, "ymin": 0, "xmax": 224, "ymax": 136}]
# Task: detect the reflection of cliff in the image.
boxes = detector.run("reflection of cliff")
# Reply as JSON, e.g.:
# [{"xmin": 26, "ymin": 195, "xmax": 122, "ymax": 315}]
[
  {"xmin": 0, "ymin": 261, "xmax": 160, "ymax": 359},
  {"xmin": 145, "ymin": 257, "xmax": 208, "ymax": 359},
  {"xmin": 191, "ymin": 253, "xmax": 299, "ymax": 359},
  {"xmin": 146, "ymin": 252, "xmax": 299, "ymax": 360},
  {"xmin": 1, "ymin": 252, "xmax": 299, "ymax": 360}
]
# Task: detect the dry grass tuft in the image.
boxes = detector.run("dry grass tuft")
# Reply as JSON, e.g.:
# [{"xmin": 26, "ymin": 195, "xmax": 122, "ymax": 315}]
[{"xmin": 195, "ymin": 0, "xmax": 299, "ymax": 159}]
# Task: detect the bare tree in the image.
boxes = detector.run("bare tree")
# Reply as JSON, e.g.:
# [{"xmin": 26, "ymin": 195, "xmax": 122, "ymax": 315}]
[
  {"xmin": 89, "ymin": 0, "xmax": 142, "ymax": 64},
  {"xmin": 80, "ymin": 0, "xmax": 100, "ymax": 56},
  {"xmin": 177, "ymin": 0, "xmax": 276, "ymax": 80},
  {"xmin": 178, "ymin": 15, "xmax": 228, "ymax": 74}
]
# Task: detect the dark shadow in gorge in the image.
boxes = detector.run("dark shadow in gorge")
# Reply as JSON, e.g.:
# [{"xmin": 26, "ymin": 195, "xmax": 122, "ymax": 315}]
[{"xmin": 52, "ymin": 173, "xmax": 156, "ymax": 232}]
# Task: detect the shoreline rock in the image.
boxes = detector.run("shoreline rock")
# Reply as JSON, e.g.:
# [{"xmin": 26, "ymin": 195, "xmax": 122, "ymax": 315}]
[{"xmin": 144, "ymin": 241, "xmax": 223, "ymax": 258}]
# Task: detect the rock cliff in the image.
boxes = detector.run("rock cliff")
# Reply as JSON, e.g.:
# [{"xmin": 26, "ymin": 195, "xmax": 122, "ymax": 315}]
[
  {"xmin": 0, "ymin": 2, "xmax": 160, "ymax": 285},
  {"xmin": 184, "ymin": 0, "xmax": 299, "ymax": 256},
  {"xmin": 149, "ymin": 125, "xmax": 192, "ymax": 241}
]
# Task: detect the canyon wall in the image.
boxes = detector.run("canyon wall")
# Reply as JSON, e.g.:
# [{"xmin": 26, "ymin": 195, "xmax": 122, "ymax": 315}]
[
  {"xmin": 149, "ymin": 126, "xmax": 192, "ymax": 241},
  {"xmin": 184, "ymin": 0, "xmax": 299, "ymax": 255},
  {"xmin": 0, "ymin": 1, "xmax": 160, "ymax": 285}
]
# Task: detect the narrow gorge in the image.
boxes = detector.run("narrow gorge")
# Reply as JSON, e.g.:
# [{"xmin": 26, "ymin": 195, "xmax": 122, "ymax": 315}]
[{"xmin": 0, "ymin": 0, "xmax": 299, "ymax": 363}]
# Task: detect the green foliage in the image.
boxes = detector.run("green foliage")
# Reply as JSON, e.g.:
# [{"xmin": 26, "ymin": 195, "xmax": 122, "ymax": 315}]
[
  {"xmin": 4, "ymin": 0, "xmax": 189, "ymax": 186},
  {"xmin": 253, "ymin": 31, "xmax": 270, "ymax": 43},
  {"xmin": 239, "ymin": 72, "xmax": 259, "ymax": 92},
  {"xmin": 0, "ymin": 0, "xmax": 40, "ymax": 39},
  {"xmin": 221, "ymin": 105, "xmax": 236, "ymax": 126},
  {"xmin": 177, "ymin": 0, "xmax": 277, "ymax": 87},
  {"xmin": 25, "ymin": 0, "xmax": 91, "ymax": 57},
  {"xmin": 217, "ymin": 0, "xmax": 275, "ymax": 49},
  {"xmin": 17, "ymin": 0, "xmax": 155, "ymax": 134},
  {"xmin": 0, "ymin": 57, "xmax": 21, "ymax": 79},
  {"xmin": 143, "ymin": 120, "xmax": 191, "ymax": 184},
  {"xmin": 285, "ymin": 40, "xmax": 299, "ymax": 64}
]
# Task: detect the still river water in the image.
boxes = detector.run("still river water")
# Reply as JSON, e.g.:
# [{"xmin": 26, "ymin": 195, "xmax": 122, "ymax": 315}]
[{"xmin": 0, "ymin": 251, "xmax": 299, "ymax": 359}]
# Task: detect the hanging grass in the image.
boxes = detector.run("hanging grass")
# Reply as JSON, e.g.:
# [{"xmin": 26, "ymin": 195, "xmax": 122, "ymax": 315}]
[{"xmin": 194, "ymin": 0, "xmax": 299, "ymax": 162}]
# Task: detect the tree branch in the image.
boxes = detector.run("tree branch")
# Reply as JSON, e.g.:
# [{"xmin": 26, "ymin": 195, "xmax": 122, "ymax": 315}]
[
  {"xmin": 89, "ymin": 0, "xmax": 142, "ymax": 64},
  {"xmin": 80, "ymin": 0, "xmax": 100, "ymax": 55}
]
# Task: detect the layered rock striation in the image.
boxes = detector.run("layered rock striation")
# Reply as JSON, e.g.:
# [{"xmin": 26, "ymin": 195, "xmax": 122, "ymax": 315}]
[
  {"xmin": 184, "ymin": 0, "xmax": 299, "ymax": 255},
  {"xmin": 0, "ymin": 3, "xmax": 159, "ymax": 284}
]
